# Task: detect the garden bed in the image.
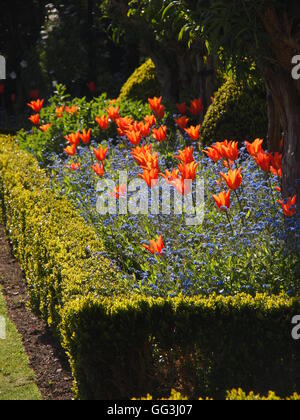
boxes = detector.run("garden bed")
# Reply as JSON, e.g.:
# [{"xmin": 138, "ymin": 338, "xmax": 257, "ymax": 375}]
[{"xmin": 0, "ymin": 135, "xmax": 299, "ymax": 400}]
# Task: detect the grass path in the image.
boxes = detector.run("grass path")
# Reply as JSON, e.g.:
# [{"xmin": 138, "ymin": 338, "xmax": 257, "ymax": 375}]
[{"xmin": 0, "ymin": 289, "xmax": 41, "ymax": 400}]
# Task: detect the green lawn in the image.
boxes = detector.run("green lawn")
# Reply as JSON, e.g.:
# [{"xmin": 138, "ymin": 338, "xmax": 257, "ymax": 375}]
[{"xmin": 0, "ymin": 289, "xmax": 41, "ymax": 400}]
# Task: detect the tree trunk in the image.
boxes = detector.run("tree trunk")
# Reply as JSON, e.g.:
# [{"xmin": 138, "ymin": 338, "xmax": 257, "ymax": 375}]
[{"xmin": 259, "ymin": 5, "xmax": 300, "ymax": 243}]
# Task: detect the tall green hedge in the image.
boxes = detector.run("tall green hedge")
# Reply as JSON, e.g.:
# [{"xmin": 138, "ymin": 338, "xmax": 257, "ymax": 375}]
[
  {"xmin": 200, "ymin": 77, "xmax": 268, "ymax": 145},
  {"xmin": 0, "ymin": 136, "xmax": 299, "ymax": 400},
  {"xmin": 118, "ymin": 59, "xmax": 160, "ymax": 102}
]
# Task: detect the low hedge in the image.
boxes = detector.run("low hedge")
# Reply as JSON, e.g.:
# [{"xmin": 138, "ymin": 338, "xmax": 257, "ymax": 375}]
[
  {"xmin": 134, "ymin": 388, "xmax": 300, "ymax": 400},
  {"xmin": 0, "ymin": 136, "xmax": 299, "ymax": 400},
  {"xmin": 0, "ymin": 136, "xmax": 126, "ymax": 328}
]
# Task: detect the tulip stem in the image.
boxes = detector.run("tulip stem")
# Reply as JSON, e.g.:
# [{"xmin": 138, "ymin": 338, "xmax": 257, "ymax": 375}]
[{"xmin": 225, "ymin": 211, "xmax": 234, "ymax": 235}]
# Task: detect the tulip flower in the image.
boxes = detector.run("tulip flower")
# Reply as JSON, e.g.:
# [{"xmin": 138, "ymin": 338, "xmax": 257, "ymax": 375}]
[
  {"xmin": 245, "ymin": 139, "xmax": 263, "ymax": 157},
  {"xmin": 65, "ymin": 132, "xmax": 81, "ymax": 147},
  {"xmin": 40, "ymin": 124, "xmax": 52, "ymax": 133},
  {"xmin": 138, "ymin": 121, "xmax": 151, "ymax": 138},
  {"xmin": 213, "ymin": 190, "xmax": 231, "ymax": 211},
  {"xmin": 131, "ymin": 145, "xmax": 152, "ymax": 167},
  {"xmin": 64, "ymin": 144, "xmax": 77, "ymax": 156},
  {"xmin": 139, "ymin": 168, "xmax": 159, "ymax": 188},
  {"xmin": 28, "ymin": 114, "xmax": 40, "ymax": 125},
  {"xmin": 255, "ymin": 150, "xmax": 271, "ymax": 172},
  {"xmin": 189, "ymin": 98, "xmax": 203, "ymax": 116},
  {"xmin": 176, "ymin": 102, "xmax": 188, "ymax": 115},
  {"xmin": 126, "ymin": 129, "xmax": 142, "ymax": 146},
  {"xmin": 96, "ymin": 115, "xmax": 110, "ymax": 130},
  {"xmin": 116, "ymin": 116, "xmax": 134, "ymax": 136},
  {"xmin": 143, "ymin": 236, "xmax": 164, "ymax": 255},
  {"xmin": 80, "ymin": 129, "xmax": 92, "ymax": 145},
  {"xmin": 65, "ymin": 106, "xmax": 79, "ymax": 115},
  {"xmin": 148, "ymin": 97, "xmax": 165, "ymax": 119},
  {"xmin": 68, "ymin": 163, "xmax": 81, "ymax": 171},
  {"xmin": 270, "ymin": 152, "xmax": 282, "ymax": 177},
  {"xmin": 91, "ymin": 163, "xmax": 105, "ymax": 177},
  {"xmin": 161, "ymin": 168, "xmax": 180, "ymax": 183},
  {"xmin": 93, "ymin": 146, "xmax": 108, "ymax": 162},
  {"xmin": 278, "ymin": 195, "xmax": 296, "ymax": 217},
  {"xmin": 27, "ymin": 99, "xmax": 44, "ymax": 113},
  {"xmin": 144, "ymin": 115, "xmax": 157, "ymax": 127},
  {"xmin": 175, "ymin": 116, "xmax": 189, "ymax": 130},
  {"xmin": 152, "ymin": 126, "xmax": 167, "ymax": 142},
  {"xmin": 220, "ymin": 140, "xmax": 239, "ymax": 162},
  {"xmin": 56, "ymin": 106, "xmax": 65, "ymax": 118},
  {"xmin": 174, "ymin": 147, "xmax": 195, "ymax": 164},
  {"xmin": 184, "ymin": 125, "xmax": 201, "ymax": 141},
  {"xmin": 204, "ymin": 146, "xmax": 222, "ymax": 162},
  {"xmin": 106, "ymin": 106, "xmax": 120, "ymax": 121},
  {"xmin": 178, "ymin": 161, "xmax": 198, "ymax": 181},
  {"xmin": 142, "ymin": 153, "xmax": 160, "ymax": 172},
  {"xmin": 220, "ymin": 168, "xmax": 243, "ymax": 190}
]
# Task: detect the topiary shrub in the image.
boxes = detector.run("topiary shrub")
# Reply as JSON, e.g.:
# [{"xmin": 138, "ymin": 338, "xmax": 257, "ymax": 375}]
[
  {"xmin": 118, "ymin": 59, "xmax": 160, "ymax": 102},
  {"xmin": 200, "ymin": 77, "xmax": 268, "ymax": 145}
]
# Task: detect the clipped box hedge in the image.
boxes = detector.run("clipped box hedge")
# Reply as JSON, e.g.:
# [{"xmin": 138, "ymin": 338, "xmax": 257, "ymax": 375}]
[{"xmin": 0, "ymin": 136, "xmax": 299, "ymax": 400}]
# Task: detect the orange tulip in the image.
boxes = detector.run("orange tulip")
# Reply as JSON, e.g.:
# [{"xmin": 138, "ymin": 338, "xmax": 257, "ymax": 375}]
[
  {"xmin": 138, "ymin": 121, "xmax": 151, "ymax": 138},
  {"xmin": 56, "ymin": 106, "xmax": 65, "ymax": 118},
  {"xmin": 80, "ymin": 129, "xmax": 92, "ymax": 145},
  {"xmin": 27, "ymin": 99, "xmax": 44, "ymax": 113},
  {"xmin": 270, "ymin": 152, "xmax": 282, "ymax": 177},
  {"xmin": 175, "ymin": 116, "xmax": 189, "ymax": 130},
  {"xmin": 220, "ymin": 168, "xmax": 243, "ymax": 190},
  {"xmin": 139, "ymin": 168, "xmax": 159, "ymax": 188},
  {"xmin": 161, "ymin": 168, "xmax": 180, "ymax": 182},
  {"xmin": 184, "ymin": 125, "xmax": 201, "ymax": 141},
  {"xmin": 40, "ymin": 124, "xmax": 52, "ymax": 133},
  {"xmin": 126, "ymin": 129, "xmax": 142, "ymax": 146},
  {"xmin": 204, "ymin": 146, "xmax": 222, "ymax": 163},
  {"xmin": 189, "ymin": 98, "xmax": 203, "ymax": 116},
  {"xmin": 245, "ymin": 139, "xmax": 263, "ymax": 157},
  {"xmin": 176, "ymin": 102, "xmax": 188, "ymax": 115},
  {"xmin": 219, "ymin": 140, "xmax": 239, "ymax": 162},
  {"xmin": 65, "ymin": 132, "xmax": 81, "ymax": 147},
  {"xmin": 64, "ymin": 144, "xmax": 77, "ymax": 156},
  {"xmin": 91, "ymin": 163, "xmax": 105, "ymax": 177},
  {"xmin": 178, "ymin": 161, "xmax": 198, "ymax": 181},
  {"xmin": 143, "ymin": 236, "xmax": 164, "ymax": 255},
  {"xmin": 67, "ymin": 162, "xmax": 81, "ymax": 171},
  {"xmin": 93, "ymin": 146, "xmax": 108, "ymax": 162},
  {"xmin": 65, "ymin": 106, "xmax": 79, "ymax": 115},
  {"xmin": 148, "ymin": 97, "xmax": 165, "ymax": 119},
  {"xmin": 116, "ymin": 116, "xmax": 134, "ymax": 136},
  {"xmin": 174, "ymin": 147, "xmax": 194, "ymax": 164},
  {"xmin": 131, "ymin": 145, "xmax": 152, "ymax": 166},
  {"xmin": 106, "ymin": 106, "xmax": 120, "ymax": 121},
  {"xmin": 152, "ymin": 126, "xmax": 167, "ymax": 142},
  {"xmin": 144, "ymin": 114, "xmax": 157, "ymax": 127},
  {"xmin": 96, "ymin": 115, "xmax": 110, "ymax": 130},
  {"xmin": 29, "ymin": 114, "xmax": 40, "ymax": 125},
  {"xmin": 255, "ymin": 150, "xmax": 271, "ymax": 172},
  {"xmin": 213, "ymin": 190, "xmax": 231, "ymax": 211},
  {"xmin": 278, "ymin": 195, "xmax": 296, "ymax": 217}
]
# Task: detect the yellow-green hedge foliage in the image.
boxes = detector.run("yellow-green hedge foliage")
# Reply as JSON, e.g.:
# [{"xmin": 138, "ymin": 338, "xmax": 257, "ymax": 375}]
[
  {"xmin": 118, "ymin": 59, "xmax": 160, "ymax": 102},
  {"xmin": 0, "ymin": 136, "xmax": 126, "ymax": 328},
  {"xmin": 200, "ymin": 77, "xmax": 268, "ymax": 145},
  {"xmin": 0, "ymin": 136, "xmax": 299, "ymax": 401},
  {"xmin": 134, "ymin": 388, "xmax": 300, "ymax": 400}
]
